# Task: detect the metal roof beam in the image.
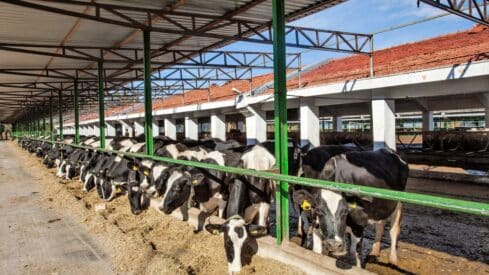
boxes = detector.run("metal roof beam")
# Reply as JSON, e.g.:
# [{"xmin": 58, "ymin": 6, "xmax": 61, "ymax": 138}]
[
  {"xmin": 419, "ymin": 0, "xmax": 489, "ymax": 26},
  {"xmin": 0, "ymin": 44, "xmax": 301, "ymax": 68},
  {"xmin": 0, "ymin": 67, "xmax": 253, "ymax": 82},
  {"xmin": 1, "ymin": 0, "xmax": 371, "ymax": 54}
]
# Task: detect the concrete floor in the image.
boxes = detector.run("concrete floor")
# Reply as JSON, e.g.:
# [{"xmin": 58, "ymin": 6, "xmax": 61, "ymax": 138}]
[{"xmin": 0, "ymin": 141, "xmax": 113, "ymax": 274}]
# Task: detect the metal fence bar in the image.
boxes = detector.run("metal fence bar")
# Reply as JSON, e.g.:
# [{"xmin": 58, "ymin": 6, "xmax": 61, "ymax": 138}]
[
  {"xmin": 58, "ymin": 92, "xmax": 63, "ymax": 140},
  {"xmin": 23, "ymin": 138, "xmax": 489, "ymax": 217}
]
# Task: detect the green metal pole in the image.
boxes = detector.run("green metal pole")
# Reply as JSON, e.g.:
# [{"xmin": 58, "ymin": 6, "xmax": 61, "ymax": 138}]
[
  {"xmin": 98, "ymin": 60, "xmax": 106, "ymax": 149},
  {"xmin": 143, "ymin": 28, "xmax": 154, "ymax": 155},
  {"xmin": 58, "ymin": 91, "xmax": 63, "ymax": 140},
  {"xmin": 272, "ymin": 0, "xmax": 289, "ymax": 244},
  {"xmin": 43, "ymin": 117, "xmax": 46, "ymax": 137},
  {"xmin": 49, "ymin": 97, "xmax": 54, "ymax": 141},
  {"xmin": 36, "ymin": 116, "xmax": 40, "ymax": 137},
  {"xmin": 73, "ymin": 80, "xmax": 80, "ymax": 144}
]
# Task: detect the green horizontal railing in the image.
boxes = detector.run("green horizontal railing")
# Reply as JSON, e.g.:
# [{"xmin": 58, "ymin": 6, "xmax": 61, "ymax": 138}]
[{"xmin": 23, "ymin": 137, "xmax": 489, "ymax": 217}]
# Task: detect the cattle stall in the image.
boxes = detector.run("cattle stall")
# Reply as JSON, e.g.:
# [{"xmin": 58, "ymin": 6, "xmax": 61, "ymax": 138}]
[{"xmin": 3, "ymin": 0, "xmax": 489, "ymax": 274}]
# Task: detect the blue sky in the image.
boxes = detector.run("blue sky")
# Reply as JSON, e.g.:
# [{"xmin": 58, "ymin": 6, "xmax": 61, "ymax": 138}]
[{"xmin": 220, "ymin": 0, "xmax": 475, "ymax": 69}]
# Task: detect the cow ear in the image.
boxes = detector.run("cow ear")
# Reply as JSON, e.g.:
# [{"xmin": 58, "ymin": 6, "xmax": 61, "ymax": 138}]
[
  {"xmin": 127, "ymin": 161, "xmax": 139, "ymax": 171},
  {"xmin": 141, "ymin": 166, "xmax": 151, "ymax": 177},
  {"xmin": 246, "ymin": 224, "xmax": 267, "ymax": 238},
  {"xmin": 205, "ymin": 223, "xmax": 223, "ymax": 235},
  {"xmin": 293, "ymin": 189, "xmax": 315, "ymax": 211},
  {"xmin": 300, "ymin": 143, "xmax": 311, "ymax": 154},
  {"xmin": 190, "ymin": 172, "xmax": 205, "ymax": 186}
]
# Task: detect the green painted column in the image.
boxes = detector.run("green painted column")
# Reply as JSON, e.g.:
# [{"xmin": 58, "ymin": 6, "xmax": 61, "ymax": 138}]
[
  {"xmin": 98, "ymin": 60, "xmax": 106, "ymax": 149},
  {"xmin": 272, "ymin": 0, "xmax": 289, "ymax": 244},
  {"xmin": 58, "ymin": 91, "xmax": 63, "ymax": 140},
  {"xmin": 36, "ymin": 116, "xmax": 40, "ymax": 137},
  {"xmin": 49, "ymin": 97, "xmax": 54, "ymax": 141},
  {"xmin": 43, "ymin": 117, "xmax": 46, "ymax": 137},
  {"xmin": 73, "ymin": 80, "xmax": 80, "ymax": 144},
  {"xmin": 143, "ymin": 28, "xmax": 154, "ymax": 155}
]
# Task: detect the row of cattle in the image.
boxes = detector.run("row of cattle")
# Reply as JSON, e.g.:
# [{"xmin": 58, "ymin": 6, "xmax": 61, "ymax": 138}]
[{"xmin": 18, "ymin": 135, "xmax": 409, "ymax": 273}]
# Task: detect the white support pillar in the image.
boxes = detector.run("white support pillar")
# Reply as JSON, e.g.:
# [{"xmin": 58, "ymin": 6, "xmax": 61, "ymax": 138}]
[
  {"xmin": 485, "ymin": 108, "xmax": 489, "ymax": 129},
  {"xmin": 164, "ymin": 118, "xmax": 176, "ymax": 140},
  {"xmin": 106, "ymin": 122, "xmax": 116, "ymax": 137},
  {"xmin": 152, "ymin": 120, "xmax": 160, "ymax": 137},
  {"xmin": 300, "ymin": 99, "xmax": 319, "ymax": 147},
  {"xmin": 120, "ymin": 120, "xmax": 133, "ymax": 137},
  {"xmin": 245, "ymin": 106, "xmax": 267, "ymax": 145},
  {"xmin": 185, "ymin": 115, "xmax": 198, "ymax": 140},
  {"xmin": 93, "ymin": 124, "xmax": 100, "ymax": 137},
  {"xmin": 134, "ymin": 121, "xmax": 145, "ymax": 136},
  {"xmin": 333, "ymin": 115, "xmax": 343, "ymax": 132},
  {"xmin": 371, "ymin": 99, "xmax": 396, "ymax": 151},
  {"xmin": 422, "ymin": 111, "xmax": 434, "ymax": 132},
  {"xmin": 211, "ymin": 113, "xmax": 226, "ymax": 141}
]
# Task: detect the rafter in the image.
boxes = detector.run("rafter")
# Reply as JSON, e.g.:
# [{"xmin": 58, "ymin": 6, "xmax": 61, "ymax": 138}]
[
  {"xmin": 419, "ymin": 0, "xmax": 489, "ymax": 26},
  {"xmin": 1, "ymin": 0, "xmax": 371, "ymax": 54},
  {"xmin": 0, "ymin": 44, "xmax": 301, "ymax": 68}
]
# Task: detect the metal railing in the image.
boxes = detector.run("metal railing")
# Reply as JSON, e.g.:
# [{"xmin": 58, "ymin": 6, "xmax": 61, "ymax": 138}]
[{"xmin": 19, "ymin": 137, "xmax": 489, "ymax": 222}]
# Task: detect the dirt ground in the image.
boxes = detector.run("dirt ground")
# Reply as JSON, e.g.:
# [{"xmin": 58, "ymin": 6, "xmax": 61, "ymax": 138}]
[
  {"xmin": 0, "ymin": 141, "xmax": 112, "ymax": 274},
  {"xmin": 359, "ymin": 177, "xmax": 489, "ymax": 274},
  {"xmin": 7, "ymin": 141, "xmax": 304, "ymax": 275},
  {"xmin": 7, "ymin": 140, "xmax": 489, "ymax": 274}
]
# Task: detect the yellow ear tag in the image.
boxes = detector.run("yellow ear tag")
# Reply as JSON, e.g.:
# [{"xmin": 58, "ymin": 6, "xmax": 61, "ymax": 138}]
[
  {"xmin": 115, "ymin": 186, "xmax": 121, "ymax": 192},
  {"xmin": 301, "ymin": 200, "xmax": 312, "ymax": 210},
  {"xmin": 192, "ymin": 179, "xmax": 199, "ymax": 185},
  {"xmin": 143, "ymin": 170, "xmax": 150, "ymax": 176},
  {"xmin": 348, "ymin": 202, "xmax": 357, "ymax": 209},
  {"xmin": 250, "ymin": 229, "xmax": 258, "ymax": 235},
  {"xmin": 132, "ymin": 166, "xmax": 138, "ymax": 171},
  {"xmin": 212, "ymin": 229, "xmax": 220, "ymax": 235}
]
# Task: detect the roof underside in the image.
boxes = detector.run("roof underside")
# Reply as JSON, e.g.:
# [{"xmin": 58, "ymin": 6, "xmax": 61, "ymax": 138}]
[{"xmin": 0, "ymin": 0, "xmax": 347, "ymax": 122}]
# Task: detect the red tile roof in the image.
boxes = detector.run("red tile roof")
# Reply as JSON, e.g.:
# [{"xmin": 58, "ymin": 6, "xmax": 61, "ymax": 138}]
[
  {"xmin": 285, "ymin": 24, "xmax": 489, "ymax": 90},
  {"xmin": 127, "ymin": 73, "xmax": 275, "ymax": 114}
]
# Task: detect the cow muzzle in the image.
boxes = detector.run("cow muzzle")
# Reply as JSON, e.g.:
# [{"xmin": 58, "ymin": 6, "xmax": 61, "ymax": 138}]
[{"xmin": 325, "ymin": 239, "xmax": 344, "ymax": 253}]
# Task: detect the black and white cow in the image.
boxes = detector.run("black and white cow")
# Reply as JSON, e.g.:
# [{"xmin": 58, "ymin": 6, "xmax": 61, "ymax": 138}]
[
  {"xmin": 225, "ymin": 141, "xmax": 308, "ymax": 227},
  {"xmin": 83, "ymin": 152, "xmax": 111, "ymax": 192},
  {"xmin": 294, "ymin": 148, "xmax": 408, "ymax": 267},
  {"xmin": 64, "ymin": 148, "xmax": 88, "ymax": 180},
  {"xmin": 158, "ymin": 150, "xmax": 242, "ymax": 229},
  {"xmin": 296, "ymin": 144, "xmax": 361, "ymax": 247},
  {"xmin": 55, "ymin": 145, "xmax": 76, "ymax": 178},
  {"xmin": 205, "ymin": 216, "xmax": 267, "ymax": 274}
]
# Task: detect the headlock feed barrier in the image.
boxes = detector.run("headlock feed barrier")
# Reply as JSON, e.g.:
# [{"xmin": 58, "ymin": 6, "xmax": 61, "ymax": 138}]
[
  {"xmin": 8, "ymin": 0, "xmax": 489, "ymax": 247},
  {"xmin": 18, "ymin": 135, "xmax": 489, "ymax": 246}
]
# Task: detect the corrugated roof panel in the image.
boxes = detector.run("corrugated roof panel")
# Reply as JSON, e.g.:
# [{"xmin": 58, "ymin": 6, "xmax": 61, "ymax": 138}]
[
  {"xmin": 0, "ymin": 0, "xmax": 346, "ymax": 121},
  {"xmin": 0, "ymin": 3, "xmax": 81, "ymax": 44}
]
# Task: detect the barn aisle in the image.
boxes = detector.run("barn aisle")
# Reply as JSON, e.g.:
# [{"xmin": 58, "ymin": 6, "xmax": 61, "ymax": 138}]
[{"xmin": 0, "ymin": 141, "xmax": 113, "ymax": 274}]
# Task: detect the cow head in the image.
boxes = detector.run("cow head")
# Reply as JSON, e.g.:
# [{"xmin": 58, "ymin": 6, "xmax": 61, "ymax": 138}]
[
  {"xmin": 289, "ymin": 142, "xmax": 311, "ymax": 177},
  {"xmin": 96, "ymin": 168, "xmax": 114, "ymax": 200},
  {"xmin": 158, "ymin": 166, "xmax": 204, "ymax": 214},
  {"xmin": 65, "ymin": 162, "xmax": 77, "ymax": 180},
  {"xmin": 80, "ymin": 151, "xmax": 97, "ymax": 183},
  {"xmin": 205, "ymin": 216, "xmax": 267, "ymax": 274},
  {"xmin": 125, "ymin": 159, "xmax": 152, "ymax": 215},
  {"xmin": 107, "ymin": 155, "xmax": 131, "ymax": 185},
  {"xmin": 293, "ymin": 188, "xmax": 348, "ymax": 254},
  {"xmin": 126, "ymin": 166, "xmax": 150, "ymax": 215}
]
